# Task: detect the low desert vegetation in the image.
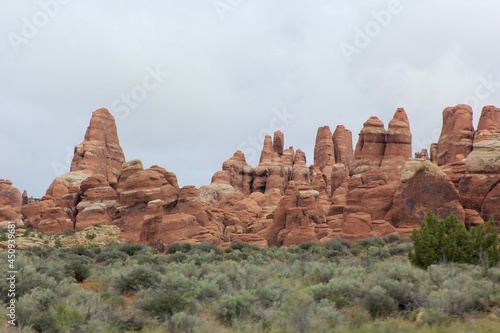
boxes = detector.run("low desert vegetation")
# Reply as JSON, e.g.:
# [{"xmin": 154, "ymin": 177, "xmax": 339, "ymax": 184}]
[{"xmin": 1, "ymin": 216, "xmax": 500, "ymax": 332}]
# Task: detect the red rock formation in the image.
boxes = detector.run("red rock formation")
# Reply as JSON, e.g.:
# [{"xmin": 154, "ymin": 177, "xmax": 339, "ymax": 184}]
[
  {"xmin": 0, "ymin": 179, "xmax": 22, "ymax": 209},
  {"xmin": 21, "ymin": 190, "xmax": 28, "ymax": 205},
  {"xmin": 386, "ymin": 159, "xmax": 465, "ymax": 227},
  {"xmin": 0, "ymin": 197, "xmax": 23, "ymax": 229},
  {"xmin": 352, "ymin": 116, "xmax": 386, "ymax": 173},
  {"xmin": 71, "ymin": 108, "xmax": 125, "ymax": 187},
  {"xmin": 273, "ymin": 130, "xmax": 284, "ymax": 156},
  {"xmin": 291, "ymin": 149, "xmax": 310, "ymax": 186},
  {"xmin": 332, "ymin": 125, "xmax": 354, "ymax": 169},
  {"xmin": 19, "ymin": 104, "xmax": 500, "ymax": 247},
  {"xmin": 26, "ymin": 196, "xmax": 74, "ymax": 233},
  {"xmin": 139, "ymin": 199, "xmax": 219, "ymax": 246},
  {"xmin": 221, "ymin": 151, "xmax": 254, "ymax": 196},
  {"xmin": 382, "ymin": 108, "xmax": 412, "ymax": 166},
  {"xmin": 114, "ymin": 165, "xmax": 180, "ymax": 242},
  {"xmin": 475, "ymin": 105, "xmax": 500, "ymax": 142},
  {"xmin": 314, "ymin": 126, "xmax": 335, "ymax": 172},
  {"xmin": 75, "ymin": 174, "xmax": 118, "ymax": 230},
  {"xmin": 436, "ymin": 104, "xmax": 474, "ymax": 165},
  {"xmin": 260, "ymin": 184, "xmax": 325, "ymax": 246},
  {"xmin": 459, "ymin": 134, "xmax": 500, "ymax": 224}
]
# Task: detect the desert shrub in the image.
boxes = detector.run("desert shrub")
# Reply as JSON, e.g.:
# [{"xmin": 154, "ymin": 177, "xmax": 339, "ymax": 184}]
[
  {"xmin": 384, "ymin": 233, "xmax": 403, "ymax": 244},
  {"xmin": 17, "ymin": 287, "xmax": 57, "ymax": 328},
  {"xmin": 323, "ymin": 237, "xmax": 353, "ymax": 251},
  {"xmin": 467, "ymin": 217, "xmax": 500, "ymax": 267},
  {"xmin": 167, "ymin": 242, "xmax": 193, "ymax": 254},
  {"xmin": 429, "ymin": 271, "xmax": 495, "ymax": 317},
  {"xmin": 95, "ymin": 249, "xmax": 128, "ymax": 265},
  {"xmin": 303, "ymin": 262, "xmax": 336, "ymax": 284},
  {"xmin": 486, "ymin": 266, "xmax": 500, "ymax": 283},
  {"xmin": 349, "ymin": 247, "xmax": 362, "ymax": 256},
  {"xmin": 31, "ymin": 304, "xmax": 85, "ymax": 333},
  {"xmin": 225, "ymin": 250, "xmax": 249, "ymax": 262},
  {"xmin": 416, "ymin": 307, "xmax": 450, "ymax": 327},
  {"xmin": 25, "ymin": 245, "xmax": 55, "ymax": 258},
  {"xmin": 205, "ymin": 271, "xmax": 233, "ymax": 294},
  {"xmin": 362, "ymin": 285, "xmax": 397, "ymax": 318},
  {"xmin": 313, "ymin": 299, "xmax": 345, "ymax": 330},
  {"xmin": 30, "ymin": 255, "xmax": 67, "ymax": 282},
  {"xmin": 194, "ymin": 242, "xmax": 224, "ymax": 255},
  {"xmin": 131, "ymin": 247, "xmax": 161, "ymax": 265},
  {"xmin": 347, "ymin": 305, "xmax": 372, "ymax": 329},
  {"xmin": 281, "ymin": 291, "xmax": 315, "ymax": 333},
  {"xmin": 66, "ymin": 245, "xmax": 97, "ymax": 258},
  {"xmin": 141, "ymin": 291, "xmax": 192, "ymax": 319},
  {"xmin": 63, "ymin": 254, "xmax": 92, "ymax": 282},
  {"xmin": 357, "ymin": 236, "xmax": 385, "ymax": 249},
  {"xmin": 166, "ymin": 252, "xmax": 189, "ymax": 263},
  {"xmin": 388, "ymin": 242, "xmax": 413, "ymax": 256},
  {"xmin": 367, "ymin": 260, "xmax": 427, "ymax": 313},
  {"xmin": 196, "ymin": 279, "xmax": 220, "ymax": 301},
  {"xmin": 229, "ymin": 242, "xmax": 260, "ymax": 252},
  {"xmin": 168, "ymin": 312, "xmax": 199, "ymax": 333},
  {"xmin": 216, "ymin": 291, "xmax": 257, "ymax": 325},
  {"xmin": 409, "ymin": 213, "xmax": 499, "ymax": 269},
  {"xmin": 113, "ymin": 265, "xmax": 161, "ymax": 294},
  {"xmin": 298, "ymin": 242, "xmax": 316, "ymax": 251},
  {"xmin": 3, "ymin": 263, "xmax": 58, "ymax": 301},
  {"xmin": 309, "ymin": 278, "xmax": 362, "ymax": 308},
  {"xmin": 254, "ymin": 282, "xmax": 287, "ymax": 308}
]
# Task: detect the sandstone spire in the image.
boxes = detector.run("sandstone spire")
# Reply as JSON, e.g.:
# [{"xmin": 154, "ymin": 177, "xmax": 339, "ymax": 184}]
[{"xmin": 71, "ymin": 108, "xmax": 125, "ymax": 187}]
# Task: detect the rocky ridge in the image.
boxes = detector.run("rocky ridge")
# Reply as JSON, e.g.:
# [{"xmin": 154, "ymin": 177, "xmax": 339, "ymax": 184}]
[{"xmin": 2, "ymin": 105, "xmax": 499, "ymax": 248}]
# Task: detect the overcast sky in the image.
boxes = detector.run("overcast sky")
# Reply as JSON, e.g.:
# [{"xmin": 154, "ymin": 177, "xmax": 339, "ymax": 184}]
[{"xmin": 1, "ymin": 0, "xmax": 499, "ymax": 198}]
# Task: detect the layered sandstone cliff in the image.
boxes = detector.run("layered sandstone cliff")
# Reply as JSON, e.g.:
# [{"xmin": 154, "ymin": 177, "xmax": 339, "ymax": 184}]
[{"xmin": 2, "ymin": 104, "xmax": 499, "ymax": 247}]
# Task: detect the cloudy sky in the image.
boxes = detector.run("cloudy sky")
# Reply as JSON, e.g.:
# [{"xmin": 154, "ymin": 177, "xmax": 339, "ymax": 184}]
[{"xmin": 1, "ymin": 0, "xmax": 499, "ymax": 198}]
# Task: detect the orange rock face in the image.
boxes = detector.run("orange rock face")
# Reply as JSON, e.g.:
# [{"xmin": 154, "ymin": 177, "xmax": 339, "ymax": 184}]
[
  {"xmin": 71, "ymin": 108, "xmax": 125, "ymax": 187},
  {"xmin": 16, "ymin": 104, "xmax": 500, "ymax": 247},
  {"xmin": 0, "ymin": 179, "xmax": 22, "ymax": 209},
  {"xmin": 386, "ymin": 159, "xmax": 465, "ymax": 227},
  {"xmin": 436, "ymin": 104, "xmax": 474, "ymax": 165}
]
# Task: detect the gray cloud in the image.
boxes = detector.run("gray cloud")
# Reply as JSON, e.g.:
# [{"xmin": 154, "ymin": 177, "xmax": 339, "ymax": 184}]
[{"xmin": 1, "ymin": 0, "xmax": 499, "ymax": 197}]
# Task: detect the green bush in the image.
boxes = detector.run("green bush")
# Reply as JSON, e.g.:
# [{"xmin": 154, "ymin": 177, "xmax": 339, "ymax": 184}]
[
  {"xmin": 141, "ymin": 292, "xmax": 192, "ymax": 318},
  {"xmin": 96, "ymin": 249, "xmax": 128, "ymax": 264},
  {"xmin": 114, "ymin": 265, "xmax": 161, "ymax": 294},
  {"xmin": 167, "ymin": 242, "xmax": 193, "ymax": 254},
  {"xmin": 362, "ymin": 285, "xmax": 397, "ymax": 318},
  {"xmin": 169, "ymin": 311, "xmax": 199, "ymax": 333},
  {"xmin": 63, "ymin": 254, "xmax": 92, "ymax": 282},
  {"xmin": 112, "ymin": 242, "xmax": 145, "ymax": 256},
  {"xmin": 409, "ymin": 213, "xmax": 500, "ymax": 269},
  {"xmin": 194, "ymin": 242, "xmax": 224, "ymax": 255},
  {"xmin": 216, "ymin": 291, "xmax": 257, "ymax": 325},
  {"xmin": 31, "ymin": 304, "xmax": 85, "ymax": 333},
  {"xmin": 357, "ymin": 236, "xmax": 385, "ymax": 249},
  {"xmin": 309, "ymin": 278, "xmax": 362, "ymax": 308},
  {"xmin": 67, "ymin": 245, "xmax": 97, "ymax": 258}
]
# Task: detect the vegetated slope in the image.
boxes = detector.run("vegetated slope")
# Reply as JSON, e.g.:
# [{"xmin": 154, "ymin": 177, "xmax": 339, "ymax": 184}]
[{"xmin": 2, "ymin": 235, "xmax": 500, "ymax": 332}]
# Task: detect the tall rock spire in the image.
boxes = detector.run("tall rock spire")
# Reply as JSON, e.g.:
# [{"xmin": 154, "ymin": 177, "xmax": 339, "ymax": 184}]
[{"xmin": 71, "ymin": 108, "xmax": 125, "ymax": 187}]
